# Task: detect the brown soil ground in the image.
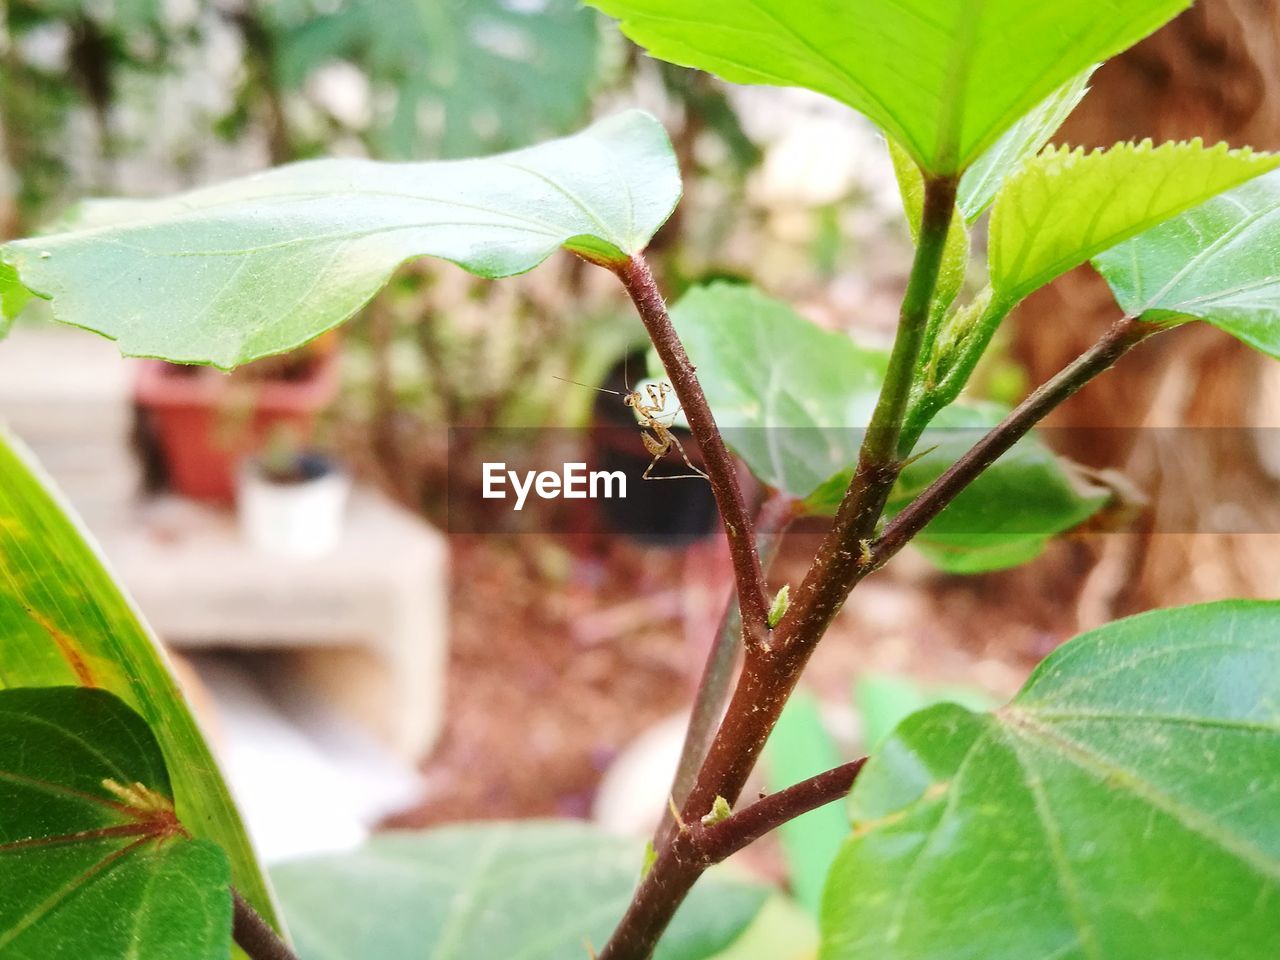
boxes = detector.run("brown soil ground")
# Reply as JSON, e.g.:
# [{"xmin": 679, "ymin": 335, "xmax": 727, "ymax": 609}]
[{"xmin": 387, "ymin": 525, "xmax": 1101, "ymax": 829}]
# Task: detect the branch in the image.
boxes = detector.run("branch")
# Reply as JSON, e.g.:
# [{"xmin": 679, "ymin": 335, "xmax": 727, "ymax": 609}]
[
  {"xmin": 768, "ymin": 175, "xmax": 959, "ymax": 659},
  {"xmin": 598, "ymin": 211, "xmax": 1165, "ymax": 960},
  {"xmin": 611, "ymin": 255, "xmax": 772, "ymax": 648},
  {"xmin": 657, "ymin": 492, "xmax": 801, "ymax": 849},
  {"xmin": 871, "ymin": 315, "xmax": 1164, "ymax": 566},
  {"xmin": 696, "ymin": 758, "xmax": 867, "ymax": 864},
  {"xmin": 668, "ymin": 176, "xmax": 962, "ymax": 824},
  {"xmin": 232, "ymin": 888, "xmax": 300, "ymax": 960},
  {"xmin": 597, "ymin": 178, "xmax": 959, "ymax": 960}
]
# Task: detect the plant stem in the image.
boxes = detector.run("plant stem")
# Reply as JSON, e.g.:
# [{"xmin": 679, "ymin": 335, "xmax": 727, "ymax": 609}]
[
  {"xmin": 658, "ymin": 493, "xmax": 800, "ymax": 849},
  {"xmin": 695, "ymin": 758, "xmax": 867, "ymax": 864},
  {"xmin": 597, "ymin": 759, "xmax": 869, "ymax": 960},
  {"xmin": 598, "ymin": 177, "xmax": 959, "ymax": 960},
  {"xmin": 232, "ymin": 888, "xmax": 300, "ymax": 960},
  {"xmin": 612, "ymin": 255, "xmax": 772, "ymax": 648},
  {"xmin": 670, "ymin": 176, "xmax": 961, "ymax": 820},
  {"xmin": 872, "ymin": 315, "xmax": 1164, "ymax": 566}
]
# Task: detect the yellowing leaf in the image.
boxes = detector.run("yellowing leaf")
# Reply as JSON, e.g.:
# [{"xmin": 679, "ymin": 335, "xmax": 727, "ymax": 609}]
[{"xmin": 989, "ymin": 139, "xmax": 1280, "ymax": 304}]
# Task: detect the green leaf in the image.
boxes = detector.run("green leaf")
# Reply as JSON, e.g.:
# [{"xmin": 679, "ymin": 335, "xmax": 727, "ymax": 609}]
[
  {"xmin": 764, "ymin": 691, "xmax": 848, "ymax": 916},
  {"xmin": 586, "ymin": 0, "xmax": 1191, "ymax": 174},
  {"xmin": 665, "ymin": 283, "xmax": 887, "ymax": 499},
  {"xmin": 821, "ymin": 600, "xmax": 1280, "ymax": 960},
  {"xmin": 0, "ymin": 261, "xmax": 32, "ymax": 332},
  {"xmin": 886, "ymin": 403, "xmax": 1108, "ymax": 574},
  {"xmin": 669, "ymin": 284, "xmax": 1105, "ymax": 573},
  {"xmin": 708, "ymin": 896, "xmax": 818, "ymax": 960},
  {"xmin": 274, "ymin": 0, "xmax": 601, "ymax": 159},
  {"xmin": 0, "ymin": 687, "xmax": 230, "ymax": 959},
  {"xmin": 0, "ymin": 110, "xmax": 680, "ymax": 369},
  {"xmin": 0, "ymin": 431, "xmax": 280, "ymax": 936},
  {"xmin": 989, "ymin": 140, "xmax": 1280, "ymax": 305},
  {"xmin": 1094, "ymin": 169, "xmax": 1280, "ymax": 360},
  {"xmin": 957, "ymin": 69, "xmax": 1095, "ymax": 222},
  {"xmin": 272, "ymin": 821, "xmax": 768, "ymax": 960},
  {"xmin": 855, "ymin": 674, "xmax": 994, "ymax": 752}
]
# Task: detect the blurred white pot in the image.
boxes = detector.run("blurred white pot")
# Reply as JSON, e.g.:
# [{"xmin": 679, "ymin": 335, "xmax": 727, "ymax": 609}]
[{"xmin": 238, "ymin": 453, "xmax": 350, "ymax": 559}]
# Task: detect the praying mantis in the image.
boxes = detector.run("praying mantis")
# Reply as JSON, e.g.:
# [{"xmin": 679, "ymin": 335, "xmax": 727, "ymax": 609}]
[{"xmin": 559, "ymin": 373, "xmax": 709, "ymax": 481}]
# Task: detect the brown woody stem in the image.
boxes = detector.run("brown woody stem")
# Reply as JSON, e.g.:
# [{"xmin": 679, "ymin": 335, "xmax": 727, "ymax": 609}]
[
  {"xmin": 657, "ymin": 493, "xmax": 801, "ymax": 850},
  {"xmin": 696, "ymin": 758, "xmax": 867, "ymax": 864},
  {"xmin": 611, "ymin": 255, "xmax": 772, "ymax": 649},
  {"xmin": 870, "ymin": 315, "xmax": 1163, "ymax": 567},
  {"xmin": 598, "ymin": 177, "xmax": 959, "ymax": 960},
  {"xmin": 232, "ymin": 888, "xmax": 299, "ymax": 960}
]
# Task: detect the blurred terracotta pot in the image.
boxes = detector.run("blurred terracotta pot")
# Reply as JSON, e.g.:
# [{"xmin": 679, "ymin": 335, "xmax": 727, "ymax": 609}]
[{"xmin": 134, "ymin": 348, "xmax": 340, "ymax": 503}]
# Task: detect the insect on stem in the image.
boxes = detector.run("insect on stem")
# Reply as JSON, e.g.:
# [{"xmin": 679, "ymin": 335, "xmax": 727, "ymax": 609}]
[{"xmin": 555, "ymin": 374, "xmax": 710, "ymax": 482}]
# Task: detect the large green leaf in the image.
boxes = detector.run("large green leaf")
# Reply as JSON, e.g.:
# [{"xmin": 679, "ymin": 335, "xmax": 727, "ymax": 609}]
[
  {"xmin": 821, "ymin": 600, "xmax": 1280, "ymax": 960},
  {"xmin": 272, "ymin": 820, "xmax": 768, "ymax": 960},
  {"xmin": 0, "ymin": 431, "xmax": 279, "ymax": 935},
  {"xmin": 274, "ymin": 0, "xmax": 601, "ymax": 159},
  {"xmin": 1, "ymin": 110, "xmax": 679, "ymax": 369},
  {"xmin": 1094, "ymin": 169, "xmax": 1280, "ymax": 360},
  {"xmin": 586, "ymin": 0, "xmax": 1190, "ymax": 174},
  {"xmin": 0, "ymin": 686, "xmax": 230, "ymax": 959},
  {"xmin": 665, "ymin": 283, "xmax": 886, "ymax": 499},
  {"xmin": 667, "ymin": 285, "xmax": 1106, "ymax": 573},
  {"xmin": 989, "ymin": 140, "xmax": 1279, "ymax": 305}
]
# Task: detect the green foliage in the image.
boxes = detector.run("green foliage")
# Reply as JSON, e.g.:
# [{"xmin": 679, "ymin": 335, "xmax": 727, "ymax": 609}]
[
  {"xmin": 855, "ymin": 674, "xmax": 994, "ymax": 752},
  {"xmin": 885, "ymin": 403, "xmax": 1108, "ymax": 574},
  {"xmin": 763, "ymin": 692, "xmax": 847, "ymax": 916},
  {"xmin": 957, "ymin": 70, "xmax": 1095, "ymax": 222},
  {"xmin": 669, "ymin": 284, "xmax": 1105, "ymax": 573},
  {"xmin": 707, "ymin": 897, "xmax": 817, "ymax": 960},
  {"xmin": 272, "ymin": 821, "xmax": 768, "ymax": 960},
  {"xmin": 273, "ymin": 0, "xmax": 602, "ymax": 159},
  {"xmin": 822, "ymin": 601, "xmax": 1280, "ymax": 960},
  {"xmin": 0, "ymin": 111, "xmax": 680, "ymax": 369},
  {"xmin": 0, "ymin": 431, "xmax": 279, "ymax": 931},
  {"xmin": 0, "ymin": 687, "xmax": 230, "ymax": 960},
  {"xmin": 586, "ymin": 0, "xmax": 1190, "ymax": 174},
  {"xmin": 989, "ymin": 140, "xmax": 1280, "ymax": 305},
  {"xmin": 0, "ymin": 264, "xmax": 30, "ymax": 337},
  {"xmin": 666, "ymin": 283, "xmax": 886, "ymax": 498},
  {"xmin": 1094, "ymin": 169, "xmax": 1280, "ymax": 359}
]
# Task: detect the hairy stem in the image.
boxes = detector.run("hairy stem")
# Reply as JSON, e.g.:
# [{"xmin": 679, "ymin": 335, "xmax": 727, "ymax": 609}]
[
  {"xmin": 612, "ymin": 255, "xmax": 772, "ymax": 648},
  {"xmin": 232, "ymin": 889, "xmax": 299, "ymax": 960},
  {"xmin": 872, "ymin": 315, "xmax": 1164, "ymax": 565},
  {"xmin": 658, "ymin": 493, "xmax": 800, "ymax": 849},
  {"xmin": 598, "ymin": 177, "xmax": 959, "ymax": 960}
]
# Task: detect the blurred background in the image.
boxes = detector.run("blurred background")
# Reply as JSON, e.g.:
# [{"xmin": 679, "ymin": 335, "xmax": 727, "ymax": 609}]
[{"xmin": 1, "ymin": 0, "xmax": 1278, "ymax": 905}]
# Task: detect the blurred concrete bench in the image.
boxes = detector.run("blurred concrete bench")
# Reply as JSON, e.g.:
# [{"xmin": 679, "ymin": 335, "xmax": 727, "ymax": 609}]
[
  {"xmin": 0, "ymin": 323, "xmax": 448, "ymax": 760},
  {"xmin": 106, "ymin": 493, "xmax": 447, "ymax": 760}
]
